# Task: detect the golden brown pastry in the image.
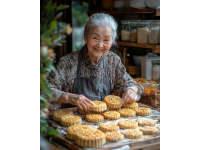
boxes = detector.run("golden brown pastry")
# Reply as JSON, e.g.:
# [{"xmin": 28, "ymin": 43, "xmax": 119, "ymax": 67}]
[
  {"xmin": 136, "ymin": 118, "xmax": 156, "ymax": 127},
  {"xmin": 52, "ymin": 109, "xmax": 73, "ymax": 121},
  {"xmin": 89, "ymin": 100, "xmax": 107, "ymax": 114},
  {"xmin": 135, "ymin": 107, "xmax": 152, "ymax": 116},
  {"xmin": 118, "ymin": 119, "xmax": 138, "ymax": 129},
  {"xmin": 122, "ymin": 129, "xmax": 143, "ymax": 139},
  {"xmin": 85, "ymin": 114, "xmax": 104, "ymax": 123},
  {"xmin": 77, "ymin": 108, "xmax": 86, "ymax": 115},
  {"xmin": 122, "ymin": 102, "xmax": 138, "ymax": 110},
  {"xmin": 105, "ymin": 132, "xmax": 124, "ymax": 142},
  {"xmin": 66, "ymin": 124, "xmax": 92, "ymax": 140},
  {"xmin": 99, "ymin": 123, "xmax": 119, "ymax": 132},
  {"xmin": 103, "ymin": 111, "xmax": 120, "ymax": 120},
  {"xmin": 104, "ymin": 95, "xmax": 122, "ymax": 110},
  {"xmin": 118, "ymin": 108, "xmax": 136, "ymax": 117},
  {"xmin": 60, "ymin": 115, "xmax": 82, "ymax": 127},
  {"xmin": 75, "ymin": 128, "xmax": 106, "ymax": 148},
  {"xmin": 139, "ymin": 126, "xmax": 160, "ymax": 135}
]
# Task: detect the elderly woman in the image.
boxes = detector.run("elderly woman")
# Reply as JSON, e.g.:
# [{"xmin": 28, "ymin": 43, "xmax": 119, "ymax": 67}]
[{"xmin": 48, "ymin": 13, "xmax": 144, "ymax": 111}]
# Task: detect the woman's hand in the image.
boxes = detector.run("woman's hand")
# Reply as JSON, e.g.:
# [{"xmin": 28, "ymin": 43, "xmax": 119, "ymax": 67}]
[
  {"xmin": 122, "ymin": 88, "xmax": 138, "ymax": 104},
  {"xmin": 67, "ymin": 93, "xmax": 95, "ymax": 112}
]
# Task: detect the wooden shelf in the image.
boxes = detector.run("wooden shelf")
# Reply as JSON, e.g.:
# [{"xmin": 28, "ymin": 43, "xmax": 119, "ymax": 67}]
[
  {"xmin": 118, "ymin": 41, "xmax": 159, "ymax": 49},
  {"xmin": 156, "ymin": 9, "xmax": 160, "ymax": 16},
  {"xmin": 87, "ymin": 9, "xmax": 160, "ymax": 16},
  {"xmin": 118, "ymin": 42, "xmax": 160, "ymax": 53}
]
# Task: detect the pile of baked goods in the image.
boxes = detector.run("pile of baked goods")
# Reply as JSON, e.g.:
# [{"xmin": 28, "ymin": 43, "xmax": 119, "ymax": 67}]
[{"xmin": 51, "ymin": 94, "xmax": 160, "ymax": 148}]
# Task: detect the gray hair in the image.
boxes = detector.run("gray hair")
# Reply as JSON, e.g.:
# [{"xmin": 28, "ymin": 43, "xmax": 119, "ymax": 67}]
[{"xmin": 84, "ymin": 13, "xmax": 118, "ymax": 46}]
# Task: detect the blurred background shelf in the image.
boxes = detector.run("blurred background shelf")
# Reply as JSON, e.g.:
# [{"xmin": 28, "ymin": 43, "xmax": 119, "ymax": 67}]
[
  {"xmin": 87, "ymin": 9, "xmax": 160, "ymax": 16},
  {"xmin": 118, "ymin": 41, "xmax": 160, "ymax": 53}
]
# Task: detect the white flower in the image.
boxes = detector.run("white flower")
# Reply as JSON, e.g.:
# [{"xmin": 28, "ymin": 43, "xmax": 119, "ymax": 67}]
[
  {"xmin": 64, "ymin": 23, "xmax": 72, "ymax": 35},
  {"xmin": 40, "ymin": 45, "xmax": 48, "ymax": 57}
]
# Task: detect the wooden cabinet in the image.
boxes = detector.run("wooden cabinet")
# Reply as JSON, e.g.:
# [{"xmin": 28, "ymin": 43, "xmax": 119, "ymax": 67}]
[{"xmin": 87, "ymin": 0, "xmax": 160, "ymax": 76}]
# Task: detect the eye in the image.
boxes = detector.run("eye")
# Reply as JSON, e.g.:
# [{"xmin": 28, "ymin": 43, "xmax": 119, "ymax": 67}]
[
  {"xmin": 93, "ymin": 37, "xmax": 98, "ymax": 40},
  {"xmin": 104, "ymin": 39, "xmax": 110, "ymax": 42}
]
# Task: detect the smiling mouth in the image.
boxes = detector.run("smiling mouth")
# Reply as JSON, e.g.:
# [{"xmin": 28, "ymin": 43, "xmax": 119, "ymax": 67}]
[{"xmin": 94, "ymin": 47, "xmax": 103, "ymax": 52}]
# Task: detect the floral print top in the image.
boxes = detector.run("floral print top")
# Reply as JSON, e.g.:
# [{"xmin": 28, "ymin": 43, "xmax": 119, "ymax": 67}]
[{"xmin": 48, "ymin": 46, "xmax": 144, "ymax": 110}]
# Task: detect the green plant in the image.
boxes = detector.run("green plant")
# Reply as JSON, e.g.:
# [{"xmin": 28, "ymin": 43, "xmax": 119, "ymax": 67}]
[{"xmin": 40, "ymin": 0, "xmax": 72, "ymax": 139}]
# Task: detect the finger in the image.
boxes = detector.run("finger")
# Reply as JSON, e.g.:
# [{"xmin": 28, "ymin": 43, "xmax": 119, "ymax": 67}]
[
  {"xmin": 126, "ymin": 95, "xmax": 132, "ymax": 104},
  {"xmin": 83, "ymin": 99, "xmax": 90, "ymax": 111},
  {"xmin": 127, "ymin": 99, "xmax": 135, "ymax": 104},
  {"xmin": 134, "ymin": 94, "xmax": 138, "ymax": 102},
  {"xmin": 122, "ymin": 93, "xmax": 128, "ymax": 104},
  {"xmin": 76, "ymin": 101, "xmax": 83, "ymax": 110},
  {"xmin": 85, "ymin": 99, "xmax": 95, "ymax": 106},
  {"xmin": 80, "ymin": 100, "xmax": 88, "ymax": 112}
]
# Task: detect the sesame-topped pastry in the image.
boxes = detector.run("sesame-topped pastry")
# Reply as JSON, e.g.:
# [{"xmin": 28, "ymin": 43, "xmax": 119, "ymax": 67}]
[
  {"xmin": 75, "ymin": 129, "xmax": 106, "ymax": 148},
  {"xmin": 60, "ymin": 115, "xmax": 82, "ymax": 127},
  {"xmin": 121, "ymin": 129, "xmax": 143, "ymax": 139},
  {"xmin": 103, "ymin": 111, "xmax": 120, "ymax": 120},
  {"xmin": 139, "ymin": 126, "xmax": 160, "ymax": 135},
  {"xmin": 135, "ymin": 107, "xmax": 152, "ymax": 116},
  {"xmin": 89, "ymin": 100, "xmax": 107, "ymax": 114},
  {"xmin": 122, "ymin": 102, "xmax": 138, "ymax": 110},
  {"xmin": 105, "ymin": 132, "xmax": 124, "ymax": 142},
  {"xmin": 85, "ymin": 114, "xmax": 104, "ymax": 123},
  {"xmin": 136, "ymin": 118, "xmax": 156, "ymax": 127},
  {"xmin": 118, "ymin": 120, "xmax": 138, "ymax": 129},
  {"xmin": 103, "ymin": 95, "xmax": 122, "ymax": 110},
  {"xmin": 52, "ymin": 109, "xmax": 73, "ymax": 121},
  {"xmin": 66, "ymin": 124, "xmax": 92, "ymax": 140},
  {"xmin": 118, "ymin": 108, "xmax": 136, "ymax": 117},
  {"xmin": 99, "ymin": 123, "xmax": 119, "ymax": 132}
]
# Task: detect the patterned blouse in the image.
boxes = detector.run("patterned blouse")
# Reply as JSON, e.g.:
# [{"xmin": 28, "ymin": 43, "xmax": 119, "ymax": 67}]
[{"xmin": 48, "ymin": 46, "xmax": 144, "ymax": 110}]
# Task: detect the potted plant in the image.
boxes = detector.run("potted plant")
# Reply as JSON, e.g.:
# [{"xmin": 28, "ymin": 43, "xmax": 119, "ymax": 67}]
[{"xmin": 40, "ymin": 0, "xmax": 72, "ymax": 146}]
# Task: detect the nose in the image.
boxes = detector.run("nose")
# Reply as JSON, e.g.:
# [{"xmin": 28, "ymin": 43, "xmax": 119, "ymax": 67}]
[{"xmin": 97, "ymin": 41, "xmax": 104, "ymax": 47}]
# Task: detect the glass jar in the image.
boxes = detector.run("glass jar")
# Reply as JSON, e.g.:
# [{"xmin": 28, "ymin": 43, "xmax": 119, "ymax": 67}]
[
  {"xmin": 149, "ymin": 20, "xmax": 160, "ymax": 44},
  {"xmin": 130, "ymin": 20, "xmax": 138, "ymax": 43},
  {"xmin": 137, "ymin": 20, "xmax": 150, "ymax": 44},
  {"xmin": 121, "ymin": 20, "xmax": 131, "ymax": 42},
  {"xmin": 151, "ymin": 60, "xmax": 160, "ymax": 81},
  {"xmin": 149, "ymin": 82, "xmax": 158, "ymax": 95},
  {"xmin": 141, "ymin": 82, "xmax": 151, "ymax": 96}
]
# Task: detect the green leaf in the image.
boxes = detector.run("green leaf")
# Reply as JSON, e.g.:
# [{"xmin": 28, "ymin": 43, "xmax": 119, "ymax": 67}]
[
  {"xmin": 47, "ymin": 127, "xmax": 59, "ymax": 136},
  {"xmin": 45, "ymin": 3, "xmax": 57, "ymax": 11},
  {"xmin": 50, "ymin": 20, "xmax": 57, "ymax": 31},
  {"xmin": 41, "ymin": 30, "xmax": 52, "ymax": 39},
  {"xmin": 52, "ymin": 35, "xmax": 58, "ymax": 41},
  {"xmin": 40, "ymin": 118, "xmax": 48, "ymax": 127},
  {"xmin": 49, "ymin": 65, "xmax": 56, "ymax": 72},
  {"xmin": 44, "ymin": 38, "xmax": 52, "ymax": 46},
  {"xmin": 54, "ymin": 12, "xmax": 63, "ymax": 20},
  {"xmin": 53, "ymin": 35, "xmax": 66, "ymax": 44},
  {"xmin": 40, "ymin": 99, "xmax": 47, "ymax": 108},
  {"xmin": 40, "ymin": 96, "xmax": 46, "ymax": 101},
  {"xmin": 56, "ymin": 5, "xmax": 69, "ymax": 11},
  {"xmin": 49, "ymin": 136, "xmax": 53, "ymax": 142}
]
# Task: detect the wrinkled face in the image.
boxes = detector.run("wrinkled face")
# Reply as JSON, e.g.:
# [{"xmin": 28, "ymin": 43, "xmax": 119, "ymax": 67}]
[{"xmin": 84, "ymin": 25, "xmax": 113, "ymax": 59}]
